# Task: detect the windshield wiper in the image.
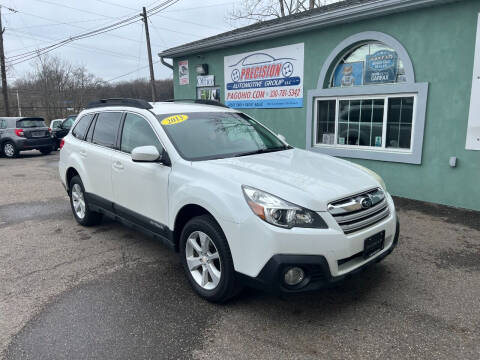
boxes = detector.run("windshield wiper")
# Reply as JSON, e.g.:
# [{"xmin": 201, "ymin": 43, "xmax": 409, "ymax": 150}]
[{"xmin": 234, "ymin": 145, "xmax": 291, "ymax": 158}]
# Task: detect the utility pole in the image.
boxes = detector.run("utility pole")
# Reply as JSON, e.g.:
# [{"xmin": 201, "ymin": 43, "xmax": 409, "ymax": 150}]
[
  {"xmin": 0, "ymin": 7, "xmax": 10, "ymax": 116},
  {"xmin": 16, "ymin": 89, "xmax": 21, "ymax": 116},
  {"xmin": 141, "ymin": 7, "xmax": 157, "ymax": 102}
]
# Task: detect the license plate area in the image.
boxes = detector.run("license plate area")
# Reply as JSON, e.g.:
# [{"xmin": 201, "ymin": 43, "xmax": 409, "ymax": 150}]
[
  {"xmin": 363, "ymin": 231, "xmax": 385, "ymax": 259},
  {"xmin": 32, "ymin": 131, "xmax": 44, "ymax": 137}
]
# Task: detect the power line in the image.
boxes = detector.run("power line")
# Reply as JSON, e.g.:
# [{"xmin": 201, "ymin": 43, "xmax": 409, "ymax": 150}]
[
  {"xmin": 5, "ymin": 0, "xmax": 182, "ymax": 65},
  {"xmin": 106, "ymin": 60, "xmax": 161, "ymax": 82}
]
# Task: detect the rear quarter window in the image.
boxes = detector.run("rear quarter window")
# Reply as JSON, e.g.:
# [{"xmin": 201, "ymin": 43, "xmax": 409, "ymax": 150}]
[{"xmin": 72, "ymin": 114, "xmax": 94, "ymax": 140}]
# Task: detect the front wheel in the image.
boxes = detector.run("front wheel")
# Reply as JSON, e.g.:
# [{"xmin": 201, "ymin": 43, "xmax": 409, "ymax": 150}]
[
  {"xmin": 180, "ymin": 215, "xmax": 240, "ymax": 303},
  {"xmin": 69, "ymin": 175, "xmax": 102, "ymax": 226}
]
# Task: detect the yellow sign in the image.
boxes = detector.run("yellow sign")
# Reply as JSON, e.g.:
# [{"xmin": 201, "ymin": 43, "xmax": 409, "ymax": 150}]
[{"xmin": 161, "ymin": 114, "xmax": 188, "ymax": 125}]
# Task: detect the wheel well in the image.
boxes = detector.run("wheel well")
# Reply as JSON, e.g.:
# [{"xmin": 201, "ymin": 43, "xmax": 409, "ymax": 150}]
[
  {"xmin": 173, "ymin": 204, "xmax": 212, "ymax": 251},
  {"xmin": 65, "ymin": 167, "xmax": 79, "ymax": 193}
]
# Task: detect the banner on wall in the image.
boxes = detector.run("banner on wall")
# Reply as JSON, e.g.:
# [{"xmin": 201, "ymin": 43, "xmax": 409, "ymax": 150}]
[
  {"xmin": 333, "ymin": 61, "xmax": 364, "ymax": 87},
  {"xmin": 224, "ymin": 43, "xmax": 304, "ymax": 108},
  {"xmin": 178, "ymin": 60, "xmax": 189, "ymax": 85},
  {"xmin": 364, "ymin": 50, "xmax": 398, "ymax": 84}
]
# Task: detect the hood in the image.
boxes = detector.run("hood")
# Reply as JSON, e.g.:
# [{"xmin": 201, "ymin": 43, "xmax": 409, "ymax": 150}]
[{"xmin": 193, "ymin": 148, "xmax": 381, "ymax": 211}]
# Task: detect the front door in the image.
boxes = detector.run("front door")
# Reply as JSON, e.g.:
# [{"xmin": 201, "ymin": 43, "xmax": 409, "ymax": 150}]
[{"xmin": 111, "ymin": 112, "xmax": 170, "ymax": 235}]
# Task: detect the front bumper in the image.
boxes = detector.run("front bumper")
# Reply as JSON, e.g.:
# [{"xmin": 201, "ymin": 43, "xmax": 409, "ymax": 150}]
[{"xmin": 237, "ymin": 219, "xmax": 399, "ymax": 293}]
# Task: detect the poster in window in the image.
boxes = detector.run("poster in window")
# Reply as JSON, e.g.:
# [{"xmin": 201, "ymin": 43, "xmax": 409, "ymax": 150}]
[
  {"xmin": 364, "ymin": 50, "xmax": 398, "ymax": 84},
  {"xmin": 179, "ymin": 60, "xmax": 189, "ymax": 85},
  {"xmin": 333, "ymin": 62, "xmax": 363, "ymax": 87}
]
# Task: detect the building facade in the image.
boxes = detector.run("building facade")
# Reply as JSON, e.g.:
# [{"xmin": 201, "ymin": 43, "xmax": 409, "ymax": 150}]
[{"xmin": 159, "ymin": 0, "xmax": 480, "ymax": 211}]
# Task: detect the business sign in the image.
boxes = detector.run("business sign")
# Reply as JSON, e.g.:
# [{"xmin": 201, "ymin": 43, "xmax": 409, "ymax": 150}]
[
  {"xmin": 178, "ymin": 60, "xmax": 189, "ymax": 85},
  {"xmin": 466, "ymin": 13, "xmax": 480, "ymax": 150},
  {"xmin": 224, "ymin": 43, "xmax": 304, "ymax": 108},
  {"xmin": 197, "ymin": 75, "xmax": 215, "ymax": 87},
  {"xmin": 364, "ymin": 50, "xmax": 398, "ymax": 84},
  {"xmin": 333, "ymin": 62, "xmax": 364, "ymax": 87}
]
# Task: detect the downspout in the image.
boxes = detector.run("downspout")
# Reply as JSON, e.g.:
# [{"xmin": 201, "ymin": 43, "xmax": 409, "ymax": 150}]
[{"xmin": 160, "ymin": 56, "xmax": 173, "ymax": 70}]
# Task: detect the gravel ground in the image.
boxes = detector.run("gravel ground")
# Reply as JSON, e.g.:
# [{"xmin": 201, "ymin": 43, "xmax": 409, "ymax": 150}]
[{"xmin": 0, "ymin": 151, "xmax": 479, "ymax": 359}]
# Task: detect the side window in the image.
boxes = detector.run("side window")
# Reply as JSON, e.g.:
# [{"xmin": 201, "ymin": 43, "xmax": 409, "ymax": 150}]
[
  {"xmin": 92, "ymin": 112, "xmax": 123, "ymax": 148},
  {"xmin": 120, "ymin": 113, "xmax": 162, "ymax": 153},
  {"xmin": 85, "ymin": 116, "xmax": 97, "ymax": 143},
  {"xmin": 0, "ymin": 120, "xmax": 6, "ymax": 129},
  {"xmin": 72, "ymin": 114, "xmax": 94, "ymax": 140}
]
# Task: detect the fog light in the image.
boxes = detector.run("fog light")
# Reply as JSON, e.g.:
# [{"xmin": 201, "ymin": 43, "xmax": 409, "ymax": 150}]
[{"xmin": 284, "ymin": 267, "xmax": 305, "ymax": 286}]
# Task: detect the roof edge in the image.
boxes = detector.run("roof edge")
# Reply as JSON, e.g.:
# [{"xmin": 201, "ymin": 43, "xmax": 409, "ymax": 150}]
[{"xmin": 159, "ymin": 0, "xmax": 460, "ymax": 58}]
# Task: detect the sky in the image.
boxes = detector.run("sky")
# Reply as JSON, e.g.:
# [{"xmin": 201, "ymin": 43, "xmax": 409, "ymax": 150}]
[{"xmin": 1, "ymin": 0, "xmax": 243, "ymax": 83}]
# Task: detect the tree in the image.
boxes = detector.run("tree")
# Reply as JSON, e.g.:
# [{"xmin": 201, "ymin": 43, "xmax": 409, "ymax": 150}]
[
  {"xmin": 229, "ymin": 0, "xmax": 338, "ymax": 23},
  {"xmin": 9, "ymin": 55, "xmax": 173, "ymax": 122}
]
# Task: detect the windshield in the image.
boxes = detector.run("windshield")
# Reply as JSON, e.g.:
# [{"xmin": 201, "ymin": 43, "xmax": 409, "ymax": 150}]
[
  {"xmin": 62, "ymin": 116, "xmax": 76, "ymax": 130},
  {"xmin": 158, "ymin": 112, "xmax": 289, "ymax": 161},
  {"xmin": 16, "ymin": 118, "xmax": 46, "ymax": 128},
  {"xmin": 51, "ymin": 120, "xmax": 62, "ymax": 129}
]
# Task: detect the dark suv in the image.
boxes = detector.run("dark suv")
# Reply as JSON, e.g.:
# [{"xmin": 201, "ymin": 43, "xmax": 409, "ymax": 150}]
[{"xmin": 0, "ymin": 117, "xmax": 54, "ymax": 158}]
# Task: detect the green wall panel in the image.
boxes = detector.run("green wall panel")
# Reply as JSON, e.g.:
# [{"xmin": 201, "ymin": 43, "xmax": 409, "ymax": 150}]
[{"xmin": 171, "ymin": 0, "xmax": 480, "ymax": 211}]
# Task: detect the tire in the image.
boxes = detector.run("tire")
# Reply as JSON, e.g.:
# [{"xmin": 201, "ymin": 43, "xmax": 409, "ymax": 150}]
[
  {"xmin": 180, "ymin": 214, "xmax": 240, "ymax": 303},
  {"xmin": 69, "ymin": 175, "xmax": 103, "ymax": 226},
  {"xmin": 40, "ymin": 148, "xmax": 52, "ymax": 155},
  {"xmin": 3, "ymin": 141, "xmax": 18, "ymax": 158}
]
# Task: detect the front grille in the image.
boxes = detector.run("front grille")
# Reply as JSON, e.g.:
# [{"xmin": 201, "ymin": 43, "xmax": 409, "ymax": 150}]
[{"xmin": 328, "ymin": 188, "xmax": 390, "ymax": 234}]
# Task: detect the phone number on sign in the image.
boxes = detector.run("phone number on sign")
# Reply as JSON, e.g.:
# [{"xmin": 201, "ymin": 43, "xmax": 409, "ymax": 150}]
[{"xmin": 268, "ymin": 89, "xmax": 301, "ymax": 98}]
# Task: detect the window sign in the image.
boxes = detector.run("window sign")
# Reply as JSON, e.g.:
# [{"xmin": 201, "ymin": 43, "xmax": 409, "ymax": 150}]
[
  {"xmin": 197, "ymin": 75, "xmax": 215, "ymax": 87},
  {"xmin": 364, "ymin": 50, "xmax": 398, "ymax": 84},
  {"xmin": 333, "ymin": 62, "xmax": 363, "ymax": 87},
  {"xmin": 466, "ymin": 13, "xmax": 480, "ymax": 150},
  {"xmin": 179, "ymin": 60, "xmax": 189, "ymax": 85},
  {"xmin": 224, "ymin": 43, "xmax": 304, "ymax": 109}
]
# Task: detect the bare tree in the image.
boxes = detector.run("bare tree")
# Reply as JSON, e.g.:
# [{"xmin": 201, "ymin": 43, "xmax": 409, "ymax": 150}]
[
  {"xmin": 229, "ymin": 0, "xmax": 338, "ymax": 23},
  {"xmin": 7, "ymin": 55, "xmax": 173, "ymax": 123}
]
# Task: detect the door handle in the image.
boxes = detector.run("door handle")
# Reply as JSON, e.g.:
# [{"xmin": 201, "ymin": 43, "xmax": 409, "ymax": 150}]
[
  {"xmin": 113, "ymin": 161, "xmax": 124, "ymax": 170},
  {"xmin": 79, "ymin": 150, "xmax": 87, "ymax": 157}
]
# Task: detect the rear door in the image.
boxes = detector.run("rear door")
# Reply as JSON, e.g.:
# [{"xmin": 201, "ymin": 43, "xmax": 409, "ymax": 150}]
[
  {"xmin": 83, "ymin": 111, "xmax": 123, "ymax": 205},
  {"xmin": 111, "ymin": 112, "xmax": 170, "ymax": 234}
]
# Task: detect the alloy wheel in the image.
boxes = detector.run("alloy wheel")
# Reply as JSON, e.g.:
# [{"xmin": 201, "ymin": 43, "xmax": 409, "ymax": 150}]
[
  {"xmin": 71, "ymin": 183, "xmax": 86, "ymax": 219},
  {"xmin": 4, "ymin": 143, "xmax": 14, "ymax": 157},
  {"xmin": 185, "ymin": 231, "xmax": 221, "ymax": 290}
]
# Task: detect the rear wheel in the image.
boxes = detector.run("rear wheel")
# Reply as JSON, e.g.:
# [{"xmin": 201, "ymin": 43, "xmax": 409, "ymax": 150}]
[
  {"xmin": 69, "ymin": 175, "xmax": 102, "ymax": 226},
  {"xmin": 180, "ymin": 215, "xmax": 240, "ymax": 303},
  {"xmin": 3, "ymin": 141, "xmax": 18, "ymax": 158}
]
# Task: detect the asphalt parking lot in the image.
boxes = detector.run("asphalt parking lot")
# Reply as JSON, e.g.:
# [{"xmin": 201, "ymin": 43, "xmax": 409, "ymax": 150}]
[{"xmin": 0, "ymin": 151, "xmax": 479, "ymax": 359}]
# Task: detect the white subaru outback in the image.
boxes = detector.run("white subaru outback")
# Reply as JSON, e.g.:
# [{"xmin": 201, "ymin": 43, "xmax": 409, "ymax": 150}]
[{"xmin": 59, "ymin": 98, "xmax": 399, "ymax": 302}]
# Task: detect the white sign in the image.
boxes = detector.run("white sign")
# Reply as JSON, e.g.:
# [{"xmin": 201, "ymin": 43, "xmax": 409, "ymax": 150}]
[
  {"xmin": 466, "ymin": 14, "xmax": 480, "ymax": 150},
  {"xmin": 224, "ymin": 43, "xmax": 304, "ymax": 109},
  {"xmin": 179, "ymin": 60, "xmax": 189, "ymax": 85},
  {"xmin": 197, "ymin": 75, "xmax": 215, "ymax": 87}
]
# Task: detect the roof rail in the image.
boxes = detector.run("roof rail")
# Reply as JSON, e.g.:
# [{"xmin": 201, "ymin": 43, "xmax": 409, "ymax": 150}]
[
  {"xmin": 163, "ymin": 99, "xmax": 230, "ymax": 108},
  {"xmin": 86, "ymin": 98, "xmax": 153, "ymax": 110}
]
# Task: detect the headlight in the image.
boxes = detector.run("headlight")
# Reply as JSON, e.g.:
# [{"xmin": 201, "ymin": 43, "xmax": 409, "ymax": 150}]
[
  {"xmin": 242, "ymin": 185, "xmax": 327, "ymax": 229},
  {"xmin": 352, "ymin": 164, "xmax": 387, "ymax": 192}
]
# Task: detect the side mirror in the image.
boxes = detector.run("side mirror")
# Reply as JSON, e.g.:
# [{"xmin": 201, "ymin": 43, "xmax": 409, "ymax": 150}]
[
  {"xmin": 278, "ymin": 134, "xmax": 287, "ymax": 142},
  {"xmin": 131, "ymin": 146, "xmax": 160, "ymax": 162}
]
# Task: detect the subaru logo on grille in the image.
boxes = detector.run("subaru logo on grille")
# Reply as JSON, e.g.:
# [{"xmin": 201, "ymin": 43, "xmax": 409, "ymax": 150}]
[{"xmin": 360, "ymin": 196, "xmax": 373, "ymax": 209}]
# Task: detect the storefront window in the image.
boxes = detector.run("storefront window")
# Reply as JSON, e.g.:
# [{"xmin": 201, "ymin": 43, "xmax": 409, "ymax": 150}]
[
  {"xmin": 331, "ymin": 42, "xmax": 407, "ymax": 87},
  {"xmin": 315, "ymin": 95, "xmax": 415, "ymax": 150}
]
